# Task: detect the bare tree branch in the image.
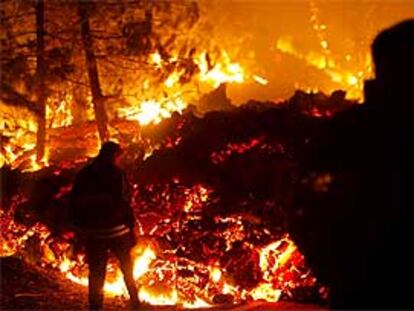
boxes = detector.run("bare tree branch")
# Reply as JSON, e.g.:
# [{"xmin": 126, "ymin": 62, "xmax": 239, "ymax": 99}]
[{"xmin": 0, "ymin": 83, "xmax": 40, "ymax": 116}]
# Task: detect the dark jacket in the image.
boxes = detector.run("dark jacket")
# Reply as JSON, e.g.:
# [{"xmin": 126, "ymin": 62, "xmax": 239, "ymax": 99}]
[{"xmin": 70, "ymin": 158, "xmax": 135, "ymax": 237}]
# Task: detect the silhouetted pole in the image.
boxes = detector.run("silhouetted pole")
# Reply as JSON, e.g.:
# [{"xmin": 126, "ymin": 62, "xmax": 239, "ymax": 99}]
[
  {"xmin": 78, "ymin": 1, "xmax": 109, "ymax": 143},
  {"xmin": 35, "ymin": 0, "xmax": 47, "ymax": 161}
]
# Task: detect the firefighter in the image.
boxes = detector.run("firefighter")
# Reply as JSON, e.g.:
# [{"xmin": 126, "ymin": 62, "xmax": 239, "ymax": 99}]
[{"xmin": 70, "ymin": 141, "xmax": 140, "ymax": 310}]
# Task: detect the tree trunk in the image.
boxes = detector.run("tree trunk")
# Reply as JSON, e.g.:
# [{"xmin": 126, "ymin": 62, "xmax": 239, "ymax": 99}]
[
  {"xmin": 72, "ymin": 87, "xmax": 88, "ymax": 125},
  {"xmin": 35, "ymin": 0, "xmax": 47, "ymax": 161},
  {"xmin": 78, "ymin": 1, "xmax": 109, "ymax": 143}
]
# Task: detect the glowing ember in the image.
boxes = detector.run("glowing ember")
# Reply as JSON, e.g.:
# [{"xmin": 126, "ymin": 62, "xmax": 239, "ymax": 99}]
[
  {"xmin": 250, "ymin": 283, "xmax": 282, "ymax": 302},
  {"xmin": 46, "ymin": 94, "xmax": 74, "ymax": 129},
  {"xmin": 196, "ymin": 51, "xmax": 245, "ymax": 88},
  {"xmin": 132, "ymin": 246, "xmax": 157, "ymax": 279},
  {"xmin": 209, "ymin": 266, "xmax": 222, "ymax": 283},
  {"xmin": 1, "ymin": 181, "xmax": 320, "ymax": 307},
  {"xmin": 139, "ymin": 286, "xmax": 178, "ymax": 306},
  {"xmin": 1, "ymin": 2, "xmax": 348, "ymax": 306},
  {"xmin": 253, "ymin": 75, "xmax": 269, "ymax": 86},
  {"xmin": 119, "ymin": 99, "xmax": 187, "ymax": 126}
]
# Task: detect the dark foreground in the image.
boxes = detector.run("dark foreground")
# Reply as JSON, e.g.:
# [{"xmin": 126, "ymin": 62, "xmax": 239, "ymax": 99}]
[{"xmin": 0, "ymin": 257, "xmax": 325, "ymax": 311}]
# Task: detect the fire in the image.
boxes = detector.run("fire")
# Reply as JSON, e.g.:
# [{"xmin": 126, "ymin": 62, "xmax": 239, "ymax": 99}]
[
  {"xmin": 250, "ymin": 284, "xmax": 282, "ymax": 302},
  {"xmin": 149, "ymin": 52, "xmax": 163, "ymax": 68},
  {"xmin": 139, "ymin": 286, "xmax": 179, "ymax": 306},
  {"xmin": 258, "ymin": 238, "xmax": 297, "ymax": 282},
  {"xmin": 119, "ymin": 98, "xmax": 187, "ymax": 126},
  {"xmin": 253, "ymin": 74, "xmax": 269, "ymax": 86},
  {"xmin": 0, "ymin": 122, "xmax": 41, "ymax": 172},
  {"xmin": 118, "ymin": 49, "xmax": 247, "ymax": 127},
  {"xmin": 1, "ymin": 43, "xmax": 252, "ymax": 171},
  {"xmin": 132, "ymin": 245, "xmax": 157, "ymax": 280},
  {"xmin": 46, "ymin": 94, "xmax": 74, "ymax": 129},
  {"xmin": 196, "ymin": 51, "xmax": 245, "ymax": 88},
  {"xmin": 1, "ymin": 180, "xmax": 320, "ymax": 307},
  {"xmin": 57, "ymin": 245, "xmax": 158, "ymax": 297},
  {"xmin": 209, "ymin": 266, "xmax": 222, "ymax": 283},
  {"xmin": 2, "ymin": 0, "xmax": 412, "ymax": 175},
  {"xmin": 275, "ymin": 36, "xmax": 372, "ymax": 100},
  {"xmin": 183, "ymin": 185, "xmax": 210, "ymax": 212}
]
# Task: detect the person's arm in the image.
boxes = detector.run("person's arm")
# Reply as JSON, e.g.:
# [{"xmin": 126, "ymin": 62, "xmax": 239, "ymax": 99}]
[
  {"xmin": 118, "ymin": 170, "xmax": 136, "ymax": 230},
  {"xmin": 68, "ymin": 170, "xmax": 84, "ymax": 227}
]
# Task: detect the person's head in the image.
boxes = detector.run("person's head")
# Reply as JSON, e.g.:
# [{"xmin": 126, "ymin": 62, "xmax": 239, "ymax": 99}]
[
  {"xmin": 96, "ymin": 141, "xmax": 123, "ymax": 166},
  {"xmin": 371, "ymin": 19, "xmax": 414, "ymax": 94}
]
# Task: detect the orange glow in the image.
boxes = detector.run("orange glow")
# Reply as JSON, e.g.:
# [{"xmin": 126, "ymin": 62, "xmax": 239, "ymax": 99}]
[
  {"xmin": 252, "ymin": 75, "xmax": 269, "ymax": 86},
  {"xmin": 138, "ymin": 286, "xmax": 179, "ymax": 306},
  {"xmin": 275, "ymin": 36, "xmax": 372, "ymax": 100},
  {"xmin": 196, "ymin": 51, "xmax": 245, "ymax": 88},
  {"xmin": 2, "ymin": 1, "xmax": 414, "ymax": 172},
  {"xmin": 118, "ymin": 99, "xmax": 187, "ymax": 126},
  {"xmin": 4, "ymin": 2, "xmax": 413, "ymax": 307},
  {"xmin": 1, "ymin": 186, "xmax": 316, "ymax": 307},
  {"xmin": 210, "ymin": 266, "xmax": 222, "ymax": 283},
  {"xmin": 250, "ymin": 283, "xmax": 282, "ymax": 302}
]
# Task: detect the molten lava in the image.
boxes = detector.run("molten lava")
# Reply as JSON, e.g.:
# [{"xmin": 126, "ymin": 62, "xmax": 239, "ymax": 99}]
[{"xmin": 1, "ymin": 181, "xmax": 320, "ymax": 307}]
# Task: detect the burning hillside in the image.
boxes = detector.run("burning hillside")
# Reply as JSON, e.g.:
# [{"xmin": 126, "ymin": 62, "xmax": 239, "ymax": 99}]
[
  {"xmin": 1, "ymin": 0, "xmax": 414, "ymax": 310},
  {"xmin": 1, "ymin": 96, "xmax": 340, "ymax": 308},
  {"xmin": 3, "ymin": 0, "xmax": 413, "ymax": 171}
]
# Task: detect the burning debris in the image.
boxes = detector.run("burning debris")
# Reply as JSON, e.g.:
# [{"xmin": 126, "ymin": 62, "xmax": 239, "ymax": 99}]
[
  {"xmin": 1, "ymin": 178, "xmax": 323, "ymax": 307},
  {"xmin": 2, "ymin": 0, "xmax": 412, "ymax": 309},
  {"xmin": 0, "ymin": 95, "xmax": 346, "ymax": 308}
]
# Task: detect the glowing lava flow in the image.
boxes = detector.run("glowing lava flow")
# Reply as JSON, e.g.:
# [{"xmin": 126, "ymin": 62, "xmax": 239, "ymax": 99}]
[
  {"xmin": 0, "ymin": 182, "xmax": 320, "ymax": 307},
  {"xmin": 58, "ymin": 245, "xmax": 158, "ymax": 298}
]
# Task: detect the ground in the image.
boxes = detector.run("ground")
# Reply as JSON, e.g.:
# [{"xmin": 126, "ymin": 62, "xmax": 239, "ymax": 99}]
[{"xmin": 0, "ymin": 257, "xmax": 326, "ymax": 311}]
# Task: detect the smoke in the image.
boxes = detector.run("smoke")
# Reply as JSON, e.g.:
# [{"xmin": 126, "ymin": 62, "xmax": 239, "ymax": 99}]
[{"xmin": 198, "ymin": 0, "xmax": 414, "ymax": 103}]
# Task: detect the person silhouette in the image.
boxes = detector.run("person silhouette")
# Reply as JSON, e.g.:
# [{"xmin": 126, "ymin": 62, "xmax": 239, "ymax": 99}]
[{"xmin": 70, "ymin": 142, "xmax": 140, "ymax": 311}]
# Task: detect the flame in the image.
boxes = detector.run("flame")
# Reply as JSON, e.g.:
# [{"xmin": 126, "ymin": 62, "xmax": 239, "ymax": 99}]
[
  {"xmin": 23, "ymin": 153, "xmax": 49, "ymax": 173},
  {"xmin": 183, "ymin": 185, "xmax": 210, "ymax": 212},
  {"xmin": 250, "ymin": 283, "xmax": 282, "ymax": 302},
  {"xmin": 139, "ymin": 286, "xmax": 179, "ymax": 306},
  {"xmin": 252, "ymin": 75, "xmax": 269, "ymax": 86},
  {"xmin": 196, "ymin": 51, "xmax": 245, "ymax": 88},
  {"xmin": 1, "ymin": 44, "xmax": 252, "ymax": 171},
  {"xmin": 0, "ymin": 185, "xmax": 313, "ymax": 308},
  {"xmin": 118, "ymin": 49, "xmax": 247, "ymax": 127},
  {"xmin": 258, "ymin": 237, "xmax": 297, "ymax": 282},
  {"xmin": 132, "ymin": 246, "xmax": 157, "ymax": 279},
  {"xmin": 149, "ymin": 52, "xmax": 163, "ymax": 68},
  {"xmin": 275, "ymin": 36, "xmax": 372, "ymax": 100},
  {"xmin": 119, "ymin": 98, "xmax": 187, "ymax": 126},
  {"xmin": 1, "ymin": 103, "xmax": 51, "ymax": 172},
  {"xmin": 209, "ymin": 266, "xmax": 222, "ymax": 283},
  {"xmin": 1, "ymin": 182, "xmax": 320, "ymax": 307},
  {"xmin": 46, "ymin": 94, "xmax": 74, "ymax": 128},
  {"xmin": 57, "ymin": 245, "xmax": 158, "ymax": 297}
]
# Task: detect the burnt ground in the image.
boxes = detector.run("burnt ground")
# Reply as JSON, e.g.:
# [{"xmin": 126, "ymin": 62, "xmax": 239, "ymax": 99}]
[{"xmin": 0, "ymin": 256, "xmax": 325, "ymax": 311}]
